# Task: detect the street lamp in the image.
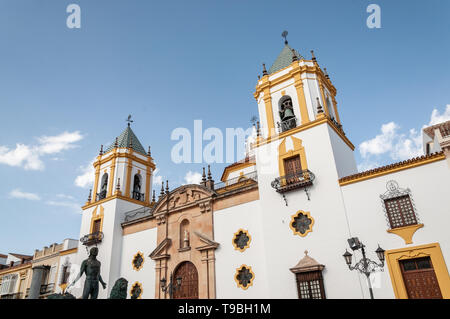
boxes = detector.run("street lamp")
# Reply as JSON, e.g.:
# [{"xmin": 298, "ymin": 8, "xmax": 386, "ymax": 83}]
[
  {"xmin": 160, "ymin": 272, "xmax": 182, "ymax": 299},
  {"xmin": 342, "ymin": 237, "xmax": 385, "ymax": 299}
]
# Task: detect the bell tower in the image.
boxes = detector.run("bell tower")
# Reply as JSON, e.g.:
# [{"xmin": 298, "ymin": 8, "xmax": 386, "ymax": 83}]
[{"xmin": 73, "ymin": 122, "xmax": 156, "ymax": 299}]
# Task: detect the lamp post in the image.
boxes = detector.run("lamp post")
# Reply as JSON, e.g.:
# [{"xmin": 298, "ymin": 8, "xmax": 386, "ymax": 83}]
[
  {"xmin": 342, "ymin": 237, "xmax": 385, "ymax": 299},
  {"xmin": 160, "ymin": 272, "xmax": 182, "ymax": 299}
]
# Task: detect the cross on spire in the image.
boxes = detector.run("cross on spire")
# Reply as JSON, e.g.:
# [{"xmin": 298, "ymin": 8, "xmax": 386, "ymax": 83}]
[
  {"xmin": 126, "ymin": 114, "xmax": 134, "ymax": 127},
  {"xmin": 282, "ymin": 30, "xmax": 288, "ymax": 45}
]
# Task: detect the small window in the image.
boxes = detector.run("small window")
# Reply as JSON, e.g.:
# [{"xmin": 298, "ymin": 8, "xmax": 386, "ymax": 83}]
[
  {"xmin": 295, "ymin": 271, "xmax": 326, "ymax": 299},
  {"xmin": 234, "ymin": 265, "xmax": 255, "ymax": 290},
  {"xmin": 289, "ymin": 210, "xmax": 314, "ymax": 237},
  {"xmin": 130, "ymin": 282, "xmax": 143, "ymax": 299},
  {"xmin": 232, "ymin": 229, "xmax": 251, "ymax": 252},
  {"xmin": 93, "ymin": 219, "xmax": 101, "ymax": 234},
  {"xmin": 132, "ymin": 252, "xmax": 144, "ymax": 271},
  {"xmin": 98, "ymin": 173, "xmax": 108, "ymax": 200},
  {"xmin": 384, "ymin": 195, "xmax": 417, "ymax": 229}
]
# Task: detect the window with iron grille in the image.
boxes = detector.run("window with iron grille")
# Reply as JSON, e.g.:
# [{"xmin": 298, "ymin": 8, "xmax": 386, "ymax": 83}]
[
  {"xmin": 384, "ymin": 195, "xmax": 417, "ymax": 229},
  {"xmin": 295, "ymin": 271, "xmax": 325, "ymax": 299}
]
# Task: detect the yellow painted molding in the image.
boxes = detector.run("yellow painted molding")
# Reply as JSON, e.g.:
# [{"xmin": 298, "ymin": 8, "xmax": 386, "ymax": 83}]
[
  {"xmin": 89, "ymin": 205, "xmax": 104, "ymax": 234},
  {"xmin": 60, "ymin": 248, "xmax": 78, "ymax": 256},
  {"xmin": 107, "ymin": 156, "xmax": 116, "ymax": 197},
  {"xmin": 234, "ymin": 264, "xmax": 255, "ymax": 290},
  {"xmin": 387, "ymin": 224, "xmax": 424, "ymax": 244},
  {"xmin": 95, "ymin": 151, "xmax": 156, "ymax": 170},
  {"xmin": 339, "ymin": 153, "xmax": 446, "ymax": 186},
  {"xmin": 92, "ymin": 166, "xmax": 100, "ymax": 202},
  {"xmin": 125, "ymin": 160, "xmax": 133, "ymax": 198},
  {"xmin": 82, "ymin": 194, "xmax": 152, "ymax": 210},
  {"xmin": 289, "ymin": 210, "xmax": 314, "ymax": 237},
  {"xmin": 278, "ymin": 136, "xmax": 308, "ymax": 179},
  {"xmin": 221, "ymin": 162, "xmax": 256, "ymax": 182},
  {"xmin": 386, "ymin": 243, "xmax": 450, "ymax": 299},
  {"xmin": 232, "ymin": 229, "xmax": 252, "ymax": 252},
  {"xmin": 145, "ymin": 170, "xmax": 152, "ymax": 204}
]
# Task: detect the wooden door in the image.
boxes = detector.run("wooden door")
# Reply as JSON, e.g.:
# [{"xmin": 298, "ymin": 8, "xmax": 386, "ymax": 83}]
[
  {"xmin": 400, "ymin": 257, "xmax": 442, "ymax": 299},
  {"xmin": 284, "ymin": 156, "xmax": 302, "ymax": 184},
  {"xmin": 173, "ymin": 261, "xmax": 198, "ymax": 299}
]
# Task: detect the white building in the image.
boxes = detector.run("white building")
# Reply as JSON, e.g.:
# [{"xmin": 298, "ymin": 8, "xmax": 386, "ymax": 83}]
[{"xmin": 65, "ymin": 41, "xmax": 450, "ymax": 299}]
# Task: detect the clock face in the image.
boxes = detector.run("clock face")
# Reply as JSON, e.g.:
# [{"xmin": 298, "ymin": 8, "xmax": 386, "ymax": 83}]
[{"xmin": 386, "ymin": 180, "xmax": 399, "ymax": 192}]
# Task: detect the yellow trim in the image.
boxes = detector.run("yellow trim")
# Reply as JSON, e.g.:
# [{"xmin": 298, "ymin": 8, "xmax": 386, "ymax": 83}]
[
  {"xmin": 145, "ymin": 170, "xmax": 151, "ymax": 204},
  {"xmin": 387, "ymin": 224, "xmax": 424, "ymax": 245},
  {"xmin": 221, "ymin": 162, "xmax": 256, "ymax": 182},
  {"xmin": 278, "ymin": 136, "xmax": 308, "ymax": 179},
  {"xmin": 293, "ymin": 68, "xmax": 310, "ymax": 125},
  {"xmin": 60, "ymin": 248, "xmax": 78, "ymax": 256},
  {"xmin": 386, "ymin": 243, "xmax": 450, "ymax": 299},
  {"xmin": 89, "ymin": 205, "xmax": 104, "ymax": 234},
  {"xmin": 232, "ymin": 229, "xmax": 252, "ymax": 252},
  {"xmin": 331, "ymin": 96, "xmax": 341, "ymax": 125},
  {"xmin": 132, "ymin": 251, "xmax": 145, "ymax": 271},
  {"xmin": 130, "ymin": 281, "xmax": 143, "ymax": 299},
  {"xmin": 263, "ymin": 88, "xmax": 275, "ymax": 137},
  {"xmin": 94, "ymin": 150, "xmax": 155, "ymax": 170},
  {"xmin": 251, "ymin": 116, "xmax": 354, "ymax": 151},
  {"xmin": 92, "ymin": 164, "xmax": 101, "ymax": 202},
  {"xmin": 82, "ymin": 193, "xmax": 153, "ymax": 210},
  {"xmin": 125, "ymin": 159, "xmax": 133, "ymax": 198},
  {"xmin": 234, "ymin": 264, "xmax": 255, "ymax": 290},
  {"xmin": 107, "ymin": 154, "xmax": 117, "ymax": 197},
  {"xmin": 289, "ymin": 210, "xmax": 314, "ymax": 237},
  {"xmin": 339, "ymin": 154, "xmax": 446, "ymax": 186}
]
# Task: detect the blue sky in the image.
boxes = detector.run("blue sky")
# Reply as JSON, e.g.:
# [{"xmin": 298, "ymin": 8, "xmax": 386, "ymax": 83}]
[{"xmin": 0, "ymin": 0, "xmax": 449, "ymax": 254}]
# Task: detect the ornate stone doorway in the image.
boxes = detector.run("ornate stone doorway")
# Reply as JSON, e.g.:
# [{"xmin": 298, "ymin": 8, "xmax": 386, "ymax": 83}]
[{"xmin": 173, "ymin": 261, "xmax": 198, "ymax": 299}]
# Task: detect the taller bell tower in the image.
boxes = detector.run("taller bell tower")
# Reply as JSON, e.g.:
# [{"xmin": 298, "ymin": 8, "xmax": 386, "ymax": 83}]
[{"xmin": 74, "ymin": 123, "xmax": 156, "ymax": 299}]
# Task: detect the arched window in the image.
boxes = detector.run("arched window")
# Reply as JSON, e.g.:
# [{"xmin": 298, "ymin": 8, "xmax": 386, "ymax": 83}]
[
  {"xmin": 98, "ymin": 173, "xmax": 108, "ymax": 200},
  {"xmin": 132, "ymin": 174, "xmax": 144, "ymax": 201},
  {"xmin": 179, "ymin": 219, "xmax": 190, "ymax": 250},
  {"xmin": 278, "ymin": 96, "xmax": 296, "ymax": 132}
]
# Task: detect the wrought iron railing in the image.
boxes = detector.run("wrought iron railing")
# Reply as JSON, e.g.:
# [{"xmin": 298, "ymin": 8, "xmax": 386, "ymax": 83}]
[
  {"xmin": 214, "ymin": 171, "xmax": 258, "ymax": 190},
  {"xmin": 132, "ymin": 191, "xmax": 145, "ymax": 202},
  {"xmin": 271, "ymin": 169, "xmax": 315, "ymax": 193},
  {"xmin": 124, "ymin": 206, "xmax": 153, "ymax": 222},
  {"xmin": 40, "ymin": 283, "xmax": 55, "ymax": 295},
  {"xmin": 0, "ymin": 292, "xmax": 22, "ymax": 299},
  {"xmin": 80, "ymin": 231, "xmax": 104, "ymax": 246},
  {"xmin": 97, "ymin": 190, "xmax": 107, "ymax": 201},
  {"xmin": 277, "ymin": 117, "xmax": 297, "ymax": 133}
]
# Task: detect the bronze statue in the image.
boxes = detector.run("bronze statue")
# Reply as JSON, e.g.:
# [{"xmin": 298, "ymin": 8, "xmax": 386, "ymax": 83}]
[
  {"xmin": 109, "ymin": 278, "xmax": 128, "ymax": 299},
  {"xmin": 68, "ymin": 247, "xmax": 107, "ymax": 299}
]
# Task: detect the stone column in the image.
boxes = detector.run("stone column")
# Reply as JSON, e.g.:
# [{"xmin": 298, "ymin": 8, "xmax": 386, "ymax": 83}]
[{"xmin": 27, "ymin": 266, "xmax": 46, "ymax": 299}]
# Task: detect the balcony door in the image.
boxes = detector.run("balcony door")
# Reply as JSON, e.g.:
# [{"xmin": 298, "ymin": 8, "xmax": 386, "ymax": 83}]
[
  {"xmin": 284, "ymin": 155, "xmax": 302, "ymax": 184},
  {"xmin": 400, "ymin": 257, "xmax": 442, "ymax": 299}
]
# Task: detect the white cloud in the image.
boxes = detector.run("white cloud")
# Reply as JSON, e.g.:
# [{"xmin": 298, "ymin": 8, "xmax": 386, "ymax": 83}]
[
  {"xmin": 74, "ymin": 157, "xmax": 96, "ymax": 188},
  {"xmin": 357, "ymin": 104, "xmax": 450, "ymax": 171},
  {"xmin": 152, "ymin": 168, "xmax": 163, "ymax": 186},
  {"xmin": 9, "ymin": 189, "xmax": 41, "ymax": 201},
  {"xmin": 45, "ymin": 200, "xmax": 81, "ymax": 214},
  {"xmin": 0, "ymin": 131, "xmax": 83, "ymax": 171},
  {"xmin": 184, "ymin": 171, "xmax": 202, "ymax": 185}
]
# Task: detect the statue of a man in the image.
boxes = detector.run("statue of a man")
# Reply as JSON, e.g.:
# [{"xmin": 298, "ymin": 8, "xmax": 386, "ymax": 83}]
[{"xmin": 68, "ymin": 247, "xmax": 107, "ymax": 299}]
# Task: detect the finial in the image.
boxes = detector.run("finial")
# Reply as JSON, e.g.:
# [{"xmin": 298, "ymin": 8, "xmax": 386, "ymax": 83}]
[
  {"xmin": 256, "ymin": 121, "xmax": 261, "ymax": 137},
  {"xmin": 152, "ymin": 190, "xmax": 156, "ymax": 203},
  {"xmin": 311, "ymin": 50, "xmax": 317, "ymax": 63},
  {"xmin": 304, "ymin": 250, "xmax": 308, "ymax": 256},
  {"xmin": 207, "ymin": 165, "xmax": 212, "ymax": 180},
  {"xmin": 160, "ymin": 181, "xmax": 165, "ymax": 197},
  {"xmin": 99, "ymin": 145, "xmax": 103, "ymax": 156},
  {"xmin": 323, "ymin": 67, "xmax": 330, "ymax": 79},
  {"xmin": 257, "ymin": 75, "xmax": 260, "ymax": 80},
  {"xmin": 282, "ymin": 30, "xmax": 288, "ymax": 45},
  {"xmin": 262, "ymin": 63, "xmax": 268, "ymax": 76},
  {"xmin": 87, "ymin": 189, "xmax": 92, "ymax": 202},
  {"xmin": 165, "ymin": 180, "xmax": 169, "ymax": 194},
  {"xmin": 126, "ymin": 114, "xmax": 133, "ymax": 127},
  {"xmin": 316, "ymin": 97, "xmax": 323, "ymax": 114},
  {"xmin": 291, "ymin": 49, "xmax": 298, "ymax": 62},
  {"xmin": 114, "ymin": 137, "xmax": 118, "ymax": 148},
  {"xmin": 147, "ymin": 146, "xmax": 151, "ymax": 157},
  {"xmin": 202, "ymin": 167, "xmax": 206, "ymax": 183},
  {"xmin": 116, "ymin": 178, "xmax": 121, "ymax": 190}
]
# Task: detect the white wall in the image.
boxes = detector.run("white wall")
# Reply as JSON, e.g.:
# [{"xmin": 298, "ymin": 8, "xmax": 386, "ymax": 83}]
[
  {"xmin": 214, "ymin": 199, "xmax": 269, "ymax": 298},
  {"xmin": 120, "ymin": 228, "xmax": 157, "ymax": 299}
]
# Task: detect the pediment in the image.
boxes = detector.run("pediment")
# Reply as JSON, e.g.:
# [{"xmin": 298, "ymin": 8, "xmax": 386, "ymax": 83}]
[
  {"xmin": 149, "ymin": 238, "xmax": 171, "ymax": 260},
  {"xmin": 153, "ymin": 184, "xmax": 214, "ymax": 214}
]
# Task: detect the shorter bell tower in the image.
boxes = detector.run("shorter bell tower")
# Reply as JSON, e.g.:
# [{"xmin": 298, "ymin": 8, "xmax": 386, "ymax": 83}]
[{"xmin": 74, "ymin": 121, "xmax": 156, "ymax": 299}]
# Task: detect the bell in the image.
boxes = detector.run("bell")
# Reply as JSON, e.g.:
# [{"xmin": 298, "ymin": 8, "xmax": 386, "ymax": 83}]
[{"xmin": 282, "ymin": 107, "xmax": 295, "ymax": 120}]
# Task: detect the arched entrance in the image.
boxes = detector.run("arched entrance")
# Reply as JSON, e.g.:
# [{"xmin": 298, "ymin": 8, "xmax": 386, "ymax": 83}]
[{"xmin": 173, "ymin": 261, "xmax": 198, "ymax": 299}]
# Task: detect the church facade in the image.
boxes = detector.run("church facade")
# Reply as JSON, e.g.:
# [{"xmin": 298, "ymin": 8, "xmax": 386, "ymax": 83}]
[{"xmin": 55, "ymin": 42, "xmax": 450, "ymax": 299}]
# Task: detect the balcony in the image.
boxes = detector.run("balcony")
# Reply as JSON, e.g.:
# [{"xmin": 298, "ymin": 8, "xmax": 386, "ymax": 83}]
[
  {"xmin": 132, "ymin": 191, "xmax": 145, "ymax": 202},
  {"xmin": 0, "ymin": 292, "xmax": 22, "ymax": 299},
  {"xmin": 271, "ymin": 169, "xmax": 315, "ymax": 194},
  {"xmin": 80, "ymin": 231, "xmax": 104, "ymax": 246},
  {"xmin": 277, "ymin": 117, "xmax": 297, "ymax": 133},
  {"xmin": 96, "ymin": 190, "xmax": 107, "ymax": 201}
]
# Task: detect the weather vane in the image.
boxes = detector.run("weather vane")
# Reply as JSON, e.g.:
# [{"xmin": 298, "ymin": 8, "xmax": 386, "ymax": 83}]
[
  {"xmin": 282, "ymin": 30, "xmax": 288, "ymax": 44},
  {"xmin": 126, "ymin": 114, "xmax": 133, "ymax": 127}
]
